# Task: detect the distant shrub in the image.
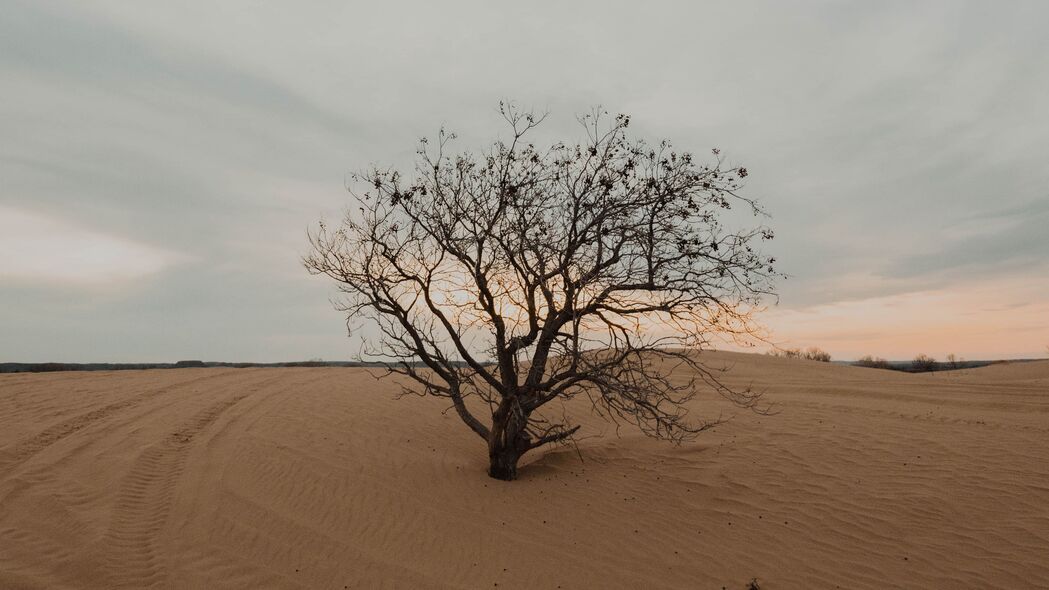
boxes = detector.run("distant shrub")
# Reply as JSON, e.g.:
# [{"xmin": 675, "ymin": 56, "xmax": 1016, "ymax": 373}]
[
  {"xmin": 767, "ymin": 346, "xmax": 830, "ymax": 362},
  {"xmin": 802, "ymin": 347, "xmax": 832, "ymax": 362},
  {"xmin": 911, "ymin": 354, "xmax": 937, "ymax": 372},
  {"xmin": 174, "ymin": 360, "xmax": 206, "ymax": 368},
  {"xmin": 854, "ymin": 355, "xmax": 892, "ymax": 369}
]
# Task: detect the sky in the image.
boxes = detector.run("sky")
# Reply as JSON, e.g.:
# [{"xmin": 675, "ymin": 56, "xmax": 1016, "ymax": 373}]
[{"xmin": 2, "ymin": 0, "xmax": 1047, "ymax": 362}]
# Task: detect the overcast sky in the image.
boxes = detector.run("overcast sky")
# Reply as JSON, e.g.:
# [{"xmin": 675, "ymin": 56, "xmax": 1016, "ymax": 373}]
[{"xmin": 3, "ymin": 0, "xmax": 1047, "ymax": 362}]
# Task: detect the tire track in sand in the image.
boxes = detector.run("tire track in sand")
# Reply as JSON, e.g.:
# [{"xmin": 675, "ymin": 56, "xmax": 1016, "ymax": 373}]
[
  {"xmin": 101, "ymin": 391, "xmax": 251, "ymax": 589},
  {"xmin": 2, "ymin": 371, "xmax": 237, "ymax": 469}
]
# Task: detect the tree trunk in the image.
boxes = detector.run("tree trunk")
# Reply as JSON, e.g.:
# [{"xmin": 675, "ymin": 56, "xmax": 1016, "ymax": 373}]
[
  {"xmin": 488, "ymin": 444, "xmax": 521, "ymax": 481},
  {"xmin": 487, "ymin": 400, "xmax": 529, "ymax": 481}
]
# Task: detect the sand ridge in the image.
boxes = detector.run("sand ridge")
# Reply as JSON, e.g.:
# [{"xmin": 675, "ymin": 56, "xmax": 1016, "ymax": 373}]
[{"xmin": 1, "ymin": 353, "xmax": 1047, "ymax": 588}]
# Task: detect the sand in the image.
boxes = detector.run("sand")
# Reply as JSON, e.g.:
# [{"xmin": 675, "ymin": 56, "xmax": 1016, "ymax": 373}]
[{"xmin": 1, "ymin": 352, "xmax": 1047, "ymax": 589}]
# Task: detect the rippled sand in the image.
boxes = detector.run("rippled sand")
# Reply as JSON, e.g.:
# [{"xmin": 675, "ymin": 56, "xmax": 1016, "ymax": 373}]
[{"xmin": 1, "ymin": 352, "xmax": 1047, "ymax": 588}]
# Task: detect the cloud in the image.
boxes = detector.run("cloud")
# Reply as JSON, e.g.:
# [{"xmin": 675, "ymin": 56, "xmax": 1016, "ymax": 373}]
[
  {"xmin": 1, "ymin": 0, "xmax": 1047, "ymax": 360},
  {"xmin": 0, "ymin": 206, "xmax": 184, "ymax": 285},
  {"xmin": 881, "ymin": 199, "xmax": 1049, "ymax": 279}
]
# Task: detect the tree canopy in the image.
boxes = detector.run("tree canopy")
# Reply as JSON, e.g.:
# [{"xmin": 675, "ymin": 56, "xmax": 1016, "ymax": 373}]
[{"xmin": 305, "ymin": 104, "xmax": 778, "ymax": 479}]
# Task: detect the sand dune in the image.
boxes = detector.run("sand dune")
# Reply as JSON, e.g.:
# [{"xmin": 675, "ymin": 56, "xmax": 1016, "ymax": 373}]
[{"xmin": 1, "ymin": 353, "xmax": 1047, "ymax": 589}]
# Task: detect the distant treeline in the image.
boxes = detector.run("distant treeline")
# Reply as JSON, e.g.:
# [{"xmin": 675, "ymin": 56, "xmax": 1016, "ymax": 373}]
[
  {"xmin": 768, "ymin": 347, "xmax": 1043, "ymax": 373},
  {"xmin": 0, "ymin": 360, "xmax": 440, "ymax": 374},
  {"xmin": 851, "ymin": 354, "xmax": 1042, "ymax": 373}
]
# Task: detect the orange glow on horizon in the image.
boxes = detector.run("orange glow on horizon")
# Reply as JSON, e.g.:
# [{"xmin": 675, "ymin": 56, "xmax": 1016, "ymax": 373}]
[{"xmin": 757, "ymin": 275, "xmax": 1049, "ymax": 361}]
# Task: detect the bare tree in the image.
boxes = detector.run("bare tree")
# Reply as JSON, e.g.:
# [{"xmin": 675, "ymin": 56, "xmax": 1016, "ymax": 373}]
[
  {"xmin": 912, "ymin": 353, "xmax": 937, "ymax": 372},
  {"xmin": 854, "ymin": 355, "xmax": 892, "ymax": 370},
  {"xmin": 305, "ymin": 104, "xmax": 778, "ymax": 480}
]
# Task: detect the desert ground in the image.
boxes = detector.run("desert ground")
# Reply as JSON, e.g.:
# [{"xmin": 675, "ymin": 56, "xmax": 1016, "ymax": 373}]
[{"xmin": 1, "ymin": 352, "xmax": 1047, "ymax": 589}]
